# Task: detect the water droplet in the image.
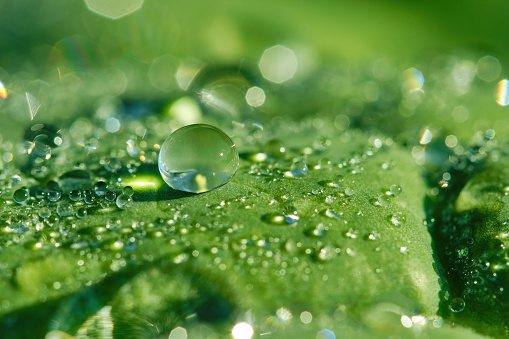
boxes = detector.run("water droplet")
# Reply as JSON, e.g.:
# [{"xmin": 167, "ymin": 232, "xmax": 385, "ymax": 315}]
[
  {"xmin": 13, "ymin": 188, "xmax": 29, "ymax": 204},
  {"xmin": 47, "ymin": 190, "xmax": 61, "ymax": 202},
  {"xmin": 116, "ymin": 193, "xmax": 133, "ymax": 209},
  {"xmin": 69, "ymin": 189, "xmax": 82, "ymax": 202},
  {"xmin": 291, "ymin": 160, "xmax": 308, "ymax": 177},
  {"xmin": 345, "ymin": 187, "xmax": 354, "ymax": 196},
  {"xmin": 389, "ymin": 184, "xmax": 402, "ymax": 196},
  {"xmin": 83, "ymin": 190, "xmax": 95, "ymax": 204},
  {"xmin": 38, "ymin": 207, "xmax": 51, "ymax": 219},
  {"xmin": 377, "ymin": 194, "xmax": 391, "ymax": 208},
  {"xmin": 158, "ymin": 124, "xmax": 239, "ymax": 193},
  {"xmin": 390, "ymin": 212, "xmax": 406, "ymax": 228},
  {"xmin": 94, "ymin": 181, "xmax": 108, "ymax": 196},
  {"xmin": 105, "ymin": 190, "xmax": 116, "ymax": 202},
  {"xmin": 449, "ymin": 298, "xmax": 465, "ymax": 313},
  {"xmin": 57, "ymin": 202, "xmax": 73, "ymax": 217},
  {"xmin": 76, "ymin": 207, "xmax": 88, "ymax": 219},
  {"xmin": 123, "ymin": 185, "xmax": 134, "ymax": 196}
]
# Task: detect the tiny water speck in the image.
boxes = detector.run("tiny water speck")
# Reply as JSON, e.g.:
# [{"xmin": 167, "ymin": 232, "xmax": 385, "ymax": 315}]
[{"xmin": 158, "ymin": 124, "xmax": 239, "ymax": 193}]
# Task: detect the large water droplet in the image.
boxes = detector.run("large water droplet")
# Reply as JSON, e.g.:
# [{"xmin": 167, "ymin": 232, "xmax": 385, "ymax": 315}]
[{"xmin": 158, "ymin": 124, "xmax": 239, "ymax": 193}]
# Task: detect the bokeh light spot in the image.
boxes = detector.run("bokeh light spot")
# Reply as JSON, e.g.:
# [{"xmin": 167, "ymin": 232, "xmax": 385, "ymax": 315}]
[
  {"xmin": 476, "ymin": 55, "xmax": 501, "ymax": 82},
  {"xmin": 0, "ymin": 81, "xmax": 7, "ymax": 99},
  {"xmin": 85, "ymin": 0, "xmax": 144, "ymax": 19},
  {"xmin": 403, "ymin": 68, "xmax": 424, "ymax": 92},
  {"xmin": 169, "ymin": 326, "xmax": 187, "ymax": 339},
  {"xmin": 259, "ymin": 45, "xmax": 298, "ymax": 83},
  {"xmin": 495, "ymin": 79, "xmax": 509, "ymax": 106},
  {"xmin": 245, "ymin": 86, "xmax": 266, "ymax": 107},
  {"xmin": 231, "ymin": 322, "xmax": 254, "ymax": 339}
]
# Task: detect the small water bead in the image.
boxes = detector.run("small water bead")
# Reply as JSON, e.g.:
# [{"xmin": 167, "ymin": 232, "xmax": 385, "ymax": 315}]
[
  {"xmin": 69, "ymin": 190, "xmax": 82, "ymax": 202},
  {"xmin": 83, "ymin": 190, "xmax": 95, "ymax": 204},
  {"xmin": 57, "ymin": 203, "xmax": 73, "ymax": 217},
  {"xmin": 38, "ymin": 207, "xmax": 51, "ymax": 219},
  {"xmin": 390, "ymin": 212, "xmax": 406, "ymax": 228},
  {"xmin": 94, "ymin": 181, "xmax": 108, "ymax": 196},
  {"xmin": 123, "ymin": 186, "xmax": 134, "ymax": 196},
  {"xmin": 388, "ymin": 184, "xmax": 402, "ymax": 196},
  {"xmin": 291, "ymin": 160, "xmax": 308, "ymax": 177},
  {"xmin": 158, "ymin": 124, "xmax": 239, "ymax": 193},
  {"xmin": 76, "ymin": 207, "xmax": 87, "ymax": 219},
  {"xmin": 116, "ymin": 193, "xmax": 133, "ymax": 209},
  {"xmin": 0, "ymin": 198, "xmax": 6, "ymax": 210},
  {"xmin": 105, "ymin": 191, "xmax": 116, "ymax": 202},
  {"xmin": 344, "ymin": 187, "xmax": 354, "ymax": 196},
  {"xmin": 47, "ymin": 190, "xmax": 61, "ymax": 202},
  {"xmin": 449, "ymin": 298, "xmax": 466, "ymax": 313},
  {"xmin": 377, "ymin": 194, "xmax": 391, "ymax": 208},
  {"xmin": 13, "ymin": 188, "xmax": 30, "ymax": 204}
]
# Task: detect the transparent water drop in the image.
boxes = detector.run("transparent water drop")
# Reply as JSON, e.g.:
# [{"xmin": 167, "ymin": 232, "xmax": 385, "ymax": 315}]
[
  {"xmin": 105, "ymin": 191, "xmax": 116, "ymax": 202},
  {"xmin": 291, "ymin": 160, "xmax": 308, "ymax": 177},
  {"xmin": 377, "ymin": 194, "xmax": 391, "ymax": 208},
  {"xmin": 83, "ymin": 190, "xmax": 96, "ymax": 204},
  {"xmin": 123, "ymin": 186, "xmax": 134, "ymax": 196},
  {"xmin": 69, "ymin": 190, "xmax": 82, "ymax": 202},
  {"xmin": 13, "ymin": 188, "xmax": 29, "ymax": 204},
  {"xmin": 345, "ymin": 187, "xmax": 354, "ymax": 196},
  {"xmin": 390, "ymin": 212, "xmax": 406, "ymax": 228},
  {"xmin": 47, "ymin": 190, "xmax": 61, "ymax": 202},
  {"xmin": 57, "ymin": 202, "xmax": 73, "ymax": 217},
  {"xmin": 158, "ymin": 124, "xmax": 239, "ymax": 193},
  {"xmin": 76, "ymin": 207, "xmax": 88, "ymax": 219},
  {"xmin": 389, "ymin": 184, "xmax": 402, "ymax": 196},
  {"xmin": 38, "ymin": 207, "xmax": 51, "ymax": 219},
  {"xmin": 449, "ymin": 298, "xmax": 465, "ymax": 313},
  {"xmin": 94, "ymin": 181, "xmax": 107, "ymax": 196},
  {"xmin": 116, "ymin": 193, "xmax": 133, "ymax": 209}
]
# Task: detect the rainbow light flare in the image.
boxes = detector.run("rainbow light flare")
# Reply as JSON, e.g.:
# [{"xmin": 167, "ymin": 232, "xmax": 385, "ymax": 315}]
[
  {"xmin": 0, "ymin": 81, "xmax": 7, "ymax": 99},
  {"xmin": 496, "ymin": 79, "xmax": 509, "ymax": 106}
]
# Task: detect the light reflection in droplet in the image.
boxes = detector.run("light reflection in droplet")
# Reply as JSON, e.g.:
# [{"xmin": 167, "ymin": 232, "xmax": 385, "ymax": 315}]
[
  {"xmin": 245, "ymin": 86, "xmax": 266, "ymax": 107},
  {"xmin": 231, "ymin": 322, "xmax": 254, "ymax": 339},
  {"xmin": 495, "ymin": 79, "xmax": 509, "ymax": 106},
  {"xmin": 259, "ymin": 45, "xmax": 298, "ymax": 83},
  {"xmin": 403, "ymin": 68, "xmax": 424, "ymax": 92},
  {"xmin": 105, "ymin": 117, "xmax": 121, "ymax": 133},
  {"xmin": 0, "ymin": 81, "xmax": 7, "ymax": 99},
  {"xmin": 419, "ymin": 128, "xmax": 432, "ymax": 145}
]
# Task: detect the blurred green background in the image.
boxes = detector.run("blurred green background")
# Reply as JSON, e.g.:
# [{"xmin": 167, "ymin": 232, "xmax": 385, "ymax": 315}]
[{"xmin": 2, "ymin": 0, "xmax": 509, "ymax": 67}]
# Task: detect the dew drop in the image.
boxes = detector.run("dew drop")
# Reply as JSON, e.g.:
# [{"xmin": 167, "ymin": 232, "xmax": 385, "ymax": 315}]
[
  {"xmin": 13, "ymin": 188, "xmax": 29, "ymax": 204},
  {"xmin": 390, "ymin": 212, "xmax": 406, "ymax": 228},
  {"xmin": 377, "ymin": 194, "xmax": 391, "ymax": 208},
  {"xmin": 57, "ymin": 202, "xmax": 73, "ymax": 217},
  {"xmin": 264, "ymin": 139, "xmax": 286, "ymax": 159},
  {"xmin": 47, "ymin": 190, "xmax": 61, "ymax": 202},
  {"xmin": 105, "ymin": 190, "xmax": 116, "ymax": 202},
  {"xmin": 345, "ymin": 187, "xmax": 354, "ymax": 196},
  {"xmin": 389, "ymin": 184, "xmax": 402, "ymax": 196},
  {"xmin": 38, "ymin": 207, "xmax": 51, "ymax": 219},
  {"xmin": 123, "ymin": 185, "xmax": 134, "ymax": 196},
  {"xmin": 158, "ymin": 124, "xmax": 239, "ymax": 193},
  {"xmin": 291, "ymin": 160, "xmax": 308, "ymax": 177},
  {"xmin": 76, "ymin": 207, "xmax": 87, "ymax": 219},
  {"xmin": 69, "ymin": 190, "xmax": 82, "ymax": 202},
  {"xmin": 116, "ymin": 193, "xmax": 133, "ymax": 209},
  {"xmin": 449, "ymin": 298, "xmax": 465, "ymax": 313}
]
